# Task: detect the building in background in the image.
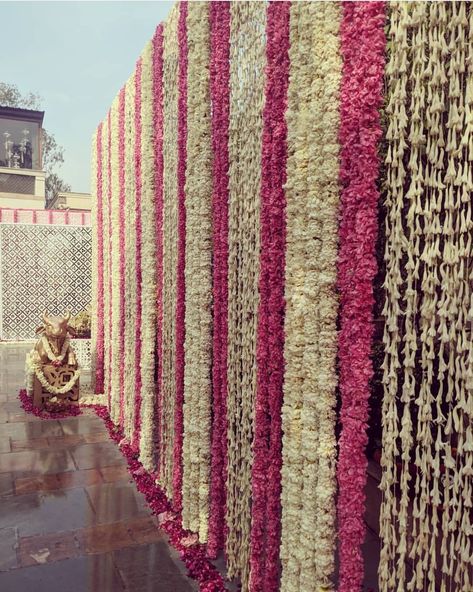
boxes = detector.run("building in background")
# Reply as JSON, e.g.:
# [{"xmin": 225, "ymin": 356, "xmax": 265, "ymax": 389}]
[
  {"xmin": 47, "ymin": 190, "xmax": 91, "ymax": 212},
  {"xmin": 0, "ymin": 106, "xmax": 46, "ymax": 209}
]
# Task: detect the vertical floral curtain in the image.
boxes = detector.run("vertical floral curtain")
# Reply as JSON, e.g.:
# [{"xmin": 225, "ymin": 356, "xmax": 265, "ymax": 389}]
[{"xmin": 90, "ymin": 1, "xmax": 473, "ymax": 591}]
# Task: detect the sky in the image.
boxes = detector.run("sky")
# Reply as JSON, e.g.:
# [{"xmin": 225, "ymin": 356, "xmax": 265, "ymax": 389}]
[{"xmin": 1, "ymin": 1, "xmax": 173, "ymax": 193}]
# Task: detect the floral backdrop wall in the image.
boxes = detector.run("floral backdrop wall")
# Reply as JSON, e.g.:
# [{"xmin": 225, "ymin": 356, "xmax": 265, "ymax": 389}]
[{"xmin": 91, "ymin": 2, "xmax": 473, "ymax": 591}]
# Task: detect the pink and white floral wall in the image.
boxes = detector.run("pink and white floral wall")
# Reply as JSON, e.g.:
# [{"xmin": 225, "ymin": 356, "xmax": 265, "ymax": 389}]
[{"xmin": 91, "ymin": 2, "xmax": 473, "ymax": 591}]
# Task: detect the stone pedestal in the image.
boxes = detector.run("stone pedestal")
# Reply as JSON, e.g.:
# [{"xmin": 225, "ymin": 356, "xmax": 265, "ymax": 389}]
[{"xmin": 32, "ymin": 363, "xmax": 79, "ymax": 409}]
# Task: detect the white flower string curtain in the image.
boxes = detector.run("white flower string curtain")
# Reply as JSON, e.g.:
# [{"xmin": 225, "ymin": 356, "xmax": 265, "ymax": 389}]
[{"xmin": 380, "ymin": 3, "xmax": 473, "ymax": 591}]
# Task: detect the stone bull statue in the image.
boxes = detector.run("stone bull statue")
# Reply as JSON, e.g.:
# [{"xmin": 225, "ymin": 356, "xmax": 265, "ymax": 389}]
[
  {"xmin": 33, "ymin": 311, "xmax": 78, "ymax": 368},
  {"xmin": 26, "ymin": 311, "xmax": 80, "ymax": 409}
]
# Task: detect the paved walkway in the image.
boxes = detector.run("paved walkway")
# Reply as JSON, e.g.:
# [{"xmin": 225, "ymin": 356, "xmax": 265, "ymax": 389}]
[
  {"xmin": 0, "ymin": 343, "xmax": 197, "ymax": 592},
  {"xmin": 0, "ymin": 343, "xmax": 383, "ymax": 592}
]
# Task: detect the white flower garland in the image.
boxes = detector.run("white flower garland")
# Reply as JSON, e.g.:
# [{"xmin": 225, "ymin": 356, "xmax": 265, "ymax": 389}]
[
  {"xmin": 34, "ymin": 365, "xmax": 80, "ymax": 396},
  {"xmin": 138, "ymin": 39, "xmax": 158, "ymax": 471},
  {"xmin": 381, "ymin": 4, "xmax": 473, "ymax": 591},
  {"xmin": 25, "ymin": 351, "xmax": 36, "ymax": 395},
  {"xmin": 124, "ymin": 71, "xmax": 137, "ymax": 442},
  {"xmin": 42, "ymin": 335, "xmax": 70, "ymax": 364},
  {"xmin": 225, "ymin": 1, "xmax": 266, "ymax": 587},
  {"xmin": 182, "ymin": 0, "xmax": 213, "ymax": 542},
  {"xmin": 110, "ymin": 93, "xmax": 121, "ymax": 425},
  {"xmin": 280, "ymin": 3, "xmax": 341, "ymax": 591},
  {"xmin": 102, "ymin": 116, "xmax": 111, "ymax": 408},
  {"xmin": 160, "ymin": 2, "xmax": 180, "ymax": 497},
  {"xmin": 90, "ymin": 129, "xmax": 98, "ymax": 389},
  {"xmin": 26, "ymin": 343, "xmax": 81, "ymax": 397}
]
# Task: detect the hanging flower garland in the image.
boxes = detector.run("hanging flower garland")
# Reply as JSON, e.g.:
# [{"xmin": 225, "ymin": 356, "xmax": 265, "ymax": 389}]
[
  {"xmin": 138, "ymin": 40, "xmax": 158, "ymax": 472},
  {"xmin": 93, "ymin": 123, "xmax": 105, "ymax": 394},
  {"xmin": 152, "ymin": 23, "xmax": 165, "ymax": 480},
  {"xmin": 173, "ymin": 0, "xmax": 188, "ymax": 513},
  {"xmin": 280, "ymin": 3, "xmax": 341, "ymax": 591},
  {"xmin": 207, "ymin": 0, "xmax": 230, "ymax": 559},
  {"xmin": 225, "ymin": 2, "xmax": 266, "ymax": 588},
  {"xmin": 250, "ymin": 2, "xmax": 290, "ymax": 591},
  {"xmin": 279, "ymin": 5, "xmax": 312, "ymax": 586},
  {"xmin": 107, "ymin": 108, "xmax": 114, "ymax": 413},
  {"xmin": 336, "ymin": 3, "xmax": 385, "ymax": 591},
  {"xmin": 123, "ymin": 72, "xmax": 137, "ymax": 443},
  {"xmin": 380, "ymin": 3, "xmax": 473, "ymax": 591},
  {"xmin": 160, "ymin": 2, "xmax": 180, "ymax": 498},
  {"xmin": 110, "ymin": 94, "xmax": 121, "ymax": 426},
  {"xmin": 101, "ymin": 115, "xmax": 110, "ymax": 407},
  {"xmin": 118, "ymin": 86, "xmax": 126, "ymax": 428},
  {"xmin": 182, "ymin": 0, "xmax": 213, "ymax": 542},
  {"xmin": 132, "ymin": 56, "xmax": 143, "ymax": 451},
  {"xmin": 90, "ymin": 129, "xmax": 99, "ymax": 391}
]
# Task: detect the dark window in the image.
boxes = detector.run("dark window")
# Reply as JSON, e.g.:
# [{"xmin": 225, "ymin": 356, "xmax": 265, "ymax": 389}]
[{"xmin": 0, "ymin": 117, "xmax": 41, "ymax": 170}]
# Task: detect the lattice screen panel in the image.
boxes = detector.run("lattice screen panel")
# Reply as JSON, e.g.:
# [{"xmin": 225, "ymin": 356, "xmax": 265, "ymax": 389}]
[
  {"xmin": 0, "ymin": 223, "xmax": 92, "ymax": 340},
  {"xmin": 71, "ymin": 339, "xmax": 91, "ymax": 369}
]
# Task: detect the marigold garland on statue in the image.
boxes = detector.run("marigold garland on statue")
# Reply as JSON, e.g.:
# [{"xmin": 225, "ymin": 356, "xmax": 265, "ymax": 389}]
[
  {"xmin": 41, "ymin": 335, "xmax": 71, "ymax": 365},
  {"xmin": 34, "ymin": 366, "xmax": 81, "ymax": 396}
]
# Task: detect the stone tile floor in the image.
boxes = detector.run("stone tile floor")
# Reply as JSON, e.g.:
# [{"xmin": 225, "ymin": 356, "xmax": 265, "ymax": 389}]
[
  {"xmin": 0, "ymin": 344, "xmax": 198, "ymax": 592},
  {"xmin": 0, "ymin": 343, "xmax": 383, "ymax": 592}
]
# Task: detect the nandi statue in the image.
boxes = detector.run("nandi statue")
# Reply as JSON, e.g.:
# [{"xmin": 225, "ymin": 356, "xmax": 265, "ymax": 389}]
[{"xmin": 26, "ymin": 311, "xmax": 80, "ymax": 409}]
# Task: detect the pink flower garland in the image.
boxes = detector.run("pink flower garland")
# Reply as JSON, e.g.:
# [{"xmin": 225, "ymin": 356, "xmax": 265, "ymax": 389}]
[
  {"xmin": 95, "ymin": 123, "xmax": 105, "ymax": 394},
  {"xmin": 207, "ymin": 0, "xmax": 230, "ymax": 559},
  {"xmin": 107, "ymin": 110, "xmax": 113, "ymax": 409},
  {"xmin": 152, "ymin": 24, "xmax": 165, "ymax": 477},
  {"xmin": 118, "ymin": 86, "xmax": 126, "ymax": 428},
  {"xmin": 250, "ymin": 3, "xmax": 290, "ymax": 590},
  {"xmin": 18, "ymin": 390, "xmax": 226, "ymax": 591},
  {"xmin": 172, "ymin": 0, "xmax": 188, "ymax": 512},
  {"xmin": 207, "ymin": 2, "xmax": 230, "ymax": 557},
  {"xmin": 133, "ymin": 57, "xmax": 143, "ymax": 450},
  {"xmin": 337, "ymin": 4, "xmax": 386, "ymax": 591}
]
